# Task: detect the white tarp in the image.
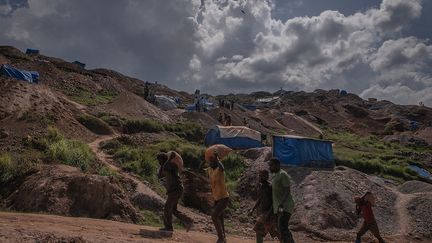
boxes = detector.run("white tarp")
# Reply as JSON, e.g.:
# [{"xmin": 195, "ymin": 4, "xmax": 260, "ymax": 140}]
[
  {"xmin": 155, "ymin": 95, "xmax": 177, "ymax": 110},
  {"xmin": 257, "ymin": 96, "xmax": 279, "ymax": 103},
  {"xmin": 217, "ymin": 125, "xmax": 261, "ymax": 141}
]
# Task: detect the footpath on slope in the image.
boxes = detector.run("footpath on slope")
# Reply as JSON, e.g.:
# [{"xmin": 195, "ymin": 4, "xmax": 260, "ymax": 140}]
[{"xmin": 88, "ymin": 135, "xmax": 211, "ymax": 232}]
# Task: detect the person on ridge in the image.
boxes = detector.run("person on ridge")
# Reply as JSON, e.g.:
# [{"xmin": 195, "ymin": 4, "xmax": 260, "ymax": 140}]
[
  {"xmin": 354, "ymin": 192, "xmax": 385, "ymax": 243},
  {"xmin": 268, "ymin": 158, "xmax": 295, "ymax": 243},
  {"xmin": 250, "ymin": 170, "xmax": 280, "ymax": 243},
  {"xmin": 157, "ymin": 151, "xmax": 193, "ymax": 232},
  {"xmin": 207, "ymin": 151, "xmax": 230, "ymax": 243}
]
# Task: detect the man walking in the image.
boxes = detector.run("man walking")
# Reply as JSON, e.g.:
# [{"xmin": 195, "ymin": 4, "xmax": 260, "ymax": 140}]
[
  {"xmin": 207, "ymin": 151, "xmax": 230, "ymax": 243},
  {"xmin": 157, "ymin": 151, "xmax": 193, "ymax": 232},
  {"xmin": 268, "ymin": 158, "xmax": 295, "ymax": 243}
]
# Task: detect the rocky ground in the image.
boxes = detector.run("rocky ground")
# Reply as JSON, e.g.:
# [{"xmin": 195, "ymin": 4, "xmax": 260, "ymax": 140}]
[{"xmin": 1, "ymin": 46, "xmax": 432, "ymax": 242}]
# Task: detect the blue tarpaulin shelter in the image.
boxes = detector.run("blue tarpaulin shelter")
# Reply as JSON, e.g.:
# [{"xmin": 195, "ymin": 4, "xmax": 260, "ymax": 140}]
[
  {"xmin": 272, "ymin": 135, "xmax": 334, "ymax": 167},
  {"xmin": 0, "ymin": 64, "xmax": 39, "ymax": 83},
  {"xmin": 409, "ymin": 165, "xmax": 432, "ymax": 180},
  {"xmin": 205, "ymin": 125, "xmax": 263, "ymax": 149},
  {"xmin": 26, "ymin": 48, "xmax": 39, "ymax": 55},
  {"xmin": 72, "ymin": 61, "xmax": 86, "ymax": 69},
  {"xmin": 241, "ymin": 104, "xmax": 257, "ymax": 111}
]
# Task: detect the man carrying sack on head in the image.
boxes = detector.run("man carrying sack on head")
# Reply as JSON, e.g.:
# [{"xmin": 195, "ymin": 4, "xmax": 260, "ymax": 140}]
[{"xmin": 157, "ymin": 151, "xmax": 193, "ymax": 232}]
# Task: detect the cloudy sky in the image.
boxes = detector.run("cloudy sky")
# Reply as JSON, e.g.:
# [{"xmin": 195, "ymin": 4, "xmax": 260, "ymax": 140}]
[{"xmin": 1, "ymin": 0, "xmax": 432, "ymax": 106}]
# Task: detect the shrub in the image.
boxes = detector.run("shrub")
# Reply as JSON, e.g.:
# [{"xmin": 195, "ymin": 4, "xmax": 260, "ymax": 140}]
[
  {"xmin": 164, "ymin": 122, "xmax": 205, "ymax": 142},
  {"xmin": 98, "ymin": 166, "xmax": 118, "ymax": 177},
  {"xmin": 123, "ymin": 119, "xmax": 164, "ymax": 134},
  {"xmin": 77, "ymin": 115, "xmax": 113, "ymax": 135},
  {"xmin": 0, "ymin": 153, "xmax": 35, "ymax": 184},
  {"xmin": 47, "ymin": 139, "xmax": 95, "ymax": 171},
  {"xmin": 0, "ymin": 153, "xmax": 14, "ymax": 183},
  {"xmin": 222, "ymin": 153, "xmax": 247, "ymax": 183},
  {"xmin": 113, "ymin": 146, "xmax": 158, "ymax": 180}
]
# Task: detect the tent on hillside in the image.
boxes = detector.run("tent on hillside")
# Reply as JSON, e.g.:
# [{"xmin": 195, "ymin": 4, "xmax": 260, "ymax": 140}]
[
  {"xmin": 272, "ymin": 135, "xmax": 334, "ymax": 167},
  {"xmin": 204, "ymin": 125, "xmax": 263, "ymax": 149},
  {"xmin": 72, "ymin": 61, "xmax": 86, "ymax": 69},
  {"xmin": 0, "ymin": 64, "xmax": 39, "ymax": 83},
  {"xmin": 26, "ymin": 48, "xmax": 39, "ymax": 55},
  {"xmin": 154, "ymin": 95, "xmax": 177, "ymax": 110}
]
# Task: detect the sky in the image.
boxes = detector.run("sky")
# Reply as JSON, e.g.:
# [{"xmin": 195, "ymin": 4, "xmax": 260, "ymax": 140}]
[{"xmin": 1, "ymin": 0, "xmax": 432, "ymax": 106}]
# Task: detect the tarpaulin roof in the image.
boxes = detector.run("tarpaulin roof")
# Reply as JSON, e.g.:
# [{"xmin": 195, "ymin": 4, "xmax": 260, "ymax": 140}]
[
  {"xmin": 272, "ymin": 135, "xmax": 334, "ymax": 167},
  {"xmin": 154, "ymin": 95, "xmax": 177, "ymax": 110},
  {"xmin": 204, "ymin": 125, "xmax": 263, "ymax": 149},
  {"xmin": 0, "ymin": 64, "xmax": 39, "ymax": 83}
]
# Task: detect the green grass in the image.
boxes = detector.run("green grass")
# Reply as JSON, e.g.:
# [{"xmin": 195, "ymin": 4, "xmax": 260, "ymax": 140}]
[
  {"xmin": 123, "ymin": 119, "xmax": 205, "ymax": 142},
  {"xmin": 0, "ymin": 152, "xmax": 36, "ymax": 184},
  {"xmin": 28, "ymin": 127, "xmax": 96, "ymax": 171},
  {"xmin": 97, "ymin": 166, "xmax": 118, "ymax": 177},
  {"xmin": 325, "ymin": 129, "xmax": 432, "ymax": 181},
  {"xmin": 67, "ymin": 87, "xmax": 117, "ymax": 106},
  {"xmin": 139, "ymin": 210, "xmax": 163, "ymax": 227},
  {"xmin": 77, "ymin": 115, "xmax": 113, "ymax": 135}
]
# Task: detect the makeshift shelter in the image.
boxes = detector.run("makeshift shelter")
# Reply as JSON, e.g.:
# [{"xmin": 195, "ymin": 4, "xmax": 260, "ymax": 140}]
[
  {"xmin": 241, "ymin": 104, "xmax": 257, "ymax": 111},
  {"xmin": 340, "ymin": 90, "xmax": 348, "ymax": 96},
  {"xmin": 272, "ymin": 135, "xmax": 334, "ymax": 167},
  {"xmin": 72, "ymin": 61, "xmax": 86, "ymax": 69},
  {"xmin": 154, "ymin": 95, "xmax": 177, "ymax": 110},
  {"xmin": 0, "ymin": 64, "xmax": 39, "ymax": 83},
  {"xmin": 204, "ymin": 125, "xmax": 263, "ymax": 149},
  {"xmin": 26, "ymin": 48, "xmax": 39, "ymax": 55}
]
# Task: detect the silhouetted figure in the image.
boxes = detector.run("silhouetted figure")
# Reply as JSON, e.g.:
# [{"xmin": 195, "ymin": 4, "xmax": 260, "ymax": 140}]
[
  {"xmin": 355, "ymin": 192, "xmax": 385, "ymax": 243},
  {"xmin": 225, "ymin": 115, "xmax": 232, "ymax": 126}
]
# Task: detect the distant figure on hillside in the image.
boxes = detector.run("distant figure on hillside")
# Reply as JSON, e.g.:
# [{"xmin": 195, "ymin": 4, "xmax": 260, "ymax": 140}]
[
  {"xmin": 157, "ymin": 152, "xmax": 193, "ymax": 232},
  {"xmin": 225, "ymin": 115, "xmax": 232, "ymax": 126},
  {"xmin": 207, "ymin": 151, "xmax": 230, "ymax": 243},
  {"xmin": 144, "ymin": 82, "xmax": 150, "ymax": 101},
  {"xmin": 268, "ymin": 158, "xmax": 295, "ymax": 243},
  {"xmin": 243, "ymin": 117, "xmax": 249, "ymax": 127},
  {"xmin": 354, "ymin": 192, "xmax": 385, "ymax": 243},
  {"xmin": 218, "ymin": 112, "xmax": 224, "ymax": 124},
  {"xmin": 250, "ymin": 170, "xmax": 279, "ymax": 243}
]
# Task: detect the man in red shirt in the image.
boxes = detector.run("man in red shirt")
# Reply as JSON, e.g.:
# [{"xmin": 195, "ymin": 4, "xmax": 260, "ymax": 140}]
[{"xmin": 355, "ymin": 192, "xmax": 385, "ymax": 243}]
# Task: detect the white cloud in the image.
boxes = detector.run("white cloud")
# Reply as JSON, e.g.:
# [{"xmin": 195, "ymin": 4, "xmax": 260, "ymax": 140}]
[{"xmin": 0, "ymin": 0, "xmax": 431, "ymax": 106}]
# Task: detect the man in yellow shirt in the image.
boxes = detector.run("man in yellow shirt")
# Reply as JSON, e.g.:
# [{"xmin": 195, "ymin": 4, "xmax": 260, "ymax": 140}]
[{"xmin": 207, "ymin": 151, "xmax": 230, "ymax": 243}]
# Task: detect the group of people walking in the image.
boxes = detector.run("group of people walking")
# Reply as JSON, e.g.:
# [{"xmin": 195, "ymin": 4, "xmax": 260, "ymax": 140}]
[{"xmin": 156, "ymin": 150, "xmax": 385, "ymax": 243}]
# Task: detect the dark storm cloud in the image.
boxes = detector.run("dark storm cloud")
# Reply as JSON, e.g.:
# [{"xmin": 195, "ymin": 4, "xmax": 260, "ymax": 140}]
[
  {"xmin": 1, "ymin": 0, "xmax": 431, "ymax": 106},
  {"xmin": 0, "ymin": 0, "xmax": 199, "ymax": 89}
]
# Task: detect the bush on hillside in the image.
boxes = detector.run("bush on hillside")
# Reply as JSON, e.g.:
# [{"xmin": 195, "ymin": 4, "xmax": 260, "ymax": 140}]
[
  {"xmin": 113, "ymin": 146, "xmax": 158, "ymax": 180},
  {"xmin": 47, "ymin": 139, "xmax": 95, "ymax": 171},
  {"xmin": 164, "ymin": 122, "xmax": 205, "ymax": 142},
  {"xmin": 78, "ymin": 115, "xmax": 113, "ymax": 135},
  {"xmin": 123, "ymin": 119, "xmax": 164, "ymax": 134},
  {"xmin": 0, "ymin": 153, "xmax": 36, "ymax": 184},
  {"xmin": 0, "ymin": 153, "xmax": 14, "ymax": 183}
]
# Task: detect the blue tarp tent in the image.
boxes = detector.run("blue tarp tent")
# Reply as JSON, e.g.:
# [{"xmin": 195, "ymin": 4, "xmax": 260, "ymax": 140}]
[
  {"xmin": 205, "ymin": 125, "xmax": 263, "ymax": 149},
  {"xmin": 72, "ymin": 61, "xmax": 86, "ymax": 69},
  {"xmin": 26, "ymin": 48, "xmax": 40, "ymax": 55},
  {"xmin": 272, "ymin": 135, "xmax": 334, "ymax": 167},
  {"xmin": 241, "ymin": 104, "xmax": 257, "ymax": 111},
  {"xmin": 0, "ymin": 64, "xmax": 39, "ymax": 83},
  {"xmin": 409, "ymin": 165, "xmax": 432, "ymax": 180}
]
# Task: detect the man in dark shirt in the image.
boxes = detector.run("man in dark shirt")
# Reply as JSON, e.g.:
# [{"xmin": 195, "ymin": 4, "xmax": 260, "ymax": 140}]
[
  {"xmin": 250, "ymin": 170, "xmax": 279, "ymax": 243},
  {"xmin": 157, "ymin": 152, "xmax": 193, "ymax": 232}
]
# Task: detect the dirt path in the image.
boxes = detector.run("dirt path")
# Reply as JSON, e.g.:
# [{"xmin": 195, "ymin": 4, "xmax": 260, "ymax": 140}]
[
  {"xmin": 0, "ymin": 211, "xmax": 253, "ymax": 243},
  {"xmin": 395, "ymin": 192, "xmax": 412, "ymax": 236},
  {"xmin": 87, "ymin": 135, "xmax": 210, "ymax": 231}
]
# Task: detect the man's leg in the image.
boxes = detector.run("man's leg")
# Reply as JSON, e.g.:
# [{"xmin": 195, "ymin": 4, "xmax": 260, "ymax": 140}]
[
  {"xmin": 278, "ymin": 212, "xmax": 295, "ymax": 243},
  {"xmin": 163, "ymin": 192, "xmax": 178, "ymax": 231},
  {"xmin": 356, "ymin": 221, "xmax": 369, "ymax": 242},
  {"xmin": 172, "ymin": 191, "xmax": 193, "ymax": 231},
  {"xmin": 212, "ymin": 198, "xmax": 229, "ymax": 242},
  {"xmin": 368, "ymin": 221, "xmax": 385, "ymax": 243}
]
